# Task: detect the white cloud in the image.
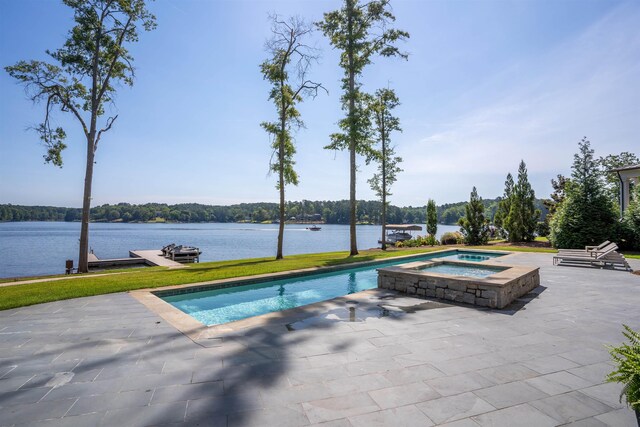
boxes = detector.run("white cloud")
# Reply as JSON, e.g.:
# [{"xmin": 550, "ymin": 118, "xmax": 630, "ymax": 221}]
[{"xmin": 394, "ymin": 3, "xmax": 640, "ymax": 204}]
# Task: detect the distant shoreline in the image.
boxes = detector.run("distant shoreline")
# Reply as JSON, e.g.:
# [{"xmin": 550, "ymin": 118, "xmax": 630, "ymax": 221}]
[{"xmin": 0, "ymin": 220, "xmax": 458, "ymax": 226}]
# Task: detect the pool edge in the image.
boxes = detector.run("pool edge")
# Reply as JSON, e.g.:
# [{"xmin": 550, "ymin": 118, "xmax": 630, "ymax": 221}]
[{"xmin": 129, "ymin": 248, "xmax": 515, "ymax": 341}]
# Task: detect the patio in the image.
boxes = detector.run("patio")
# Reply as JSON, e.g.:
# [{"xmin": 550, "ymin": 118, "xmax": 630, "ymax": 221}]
[{"xmin": 1, "ymin": 252, "xmax": 639, "ymax": 426}]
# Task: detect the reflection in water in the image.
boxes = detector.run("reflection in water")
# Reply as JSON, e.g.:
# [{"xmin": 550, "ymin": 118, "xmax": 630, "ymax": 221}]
[
  {"xmin": 276, "ymin": 283, "xmax": 297, "ymax": 309},
  {"xmin": 347, "ymin": 272, "xmax": 357, "ymax": 294}
]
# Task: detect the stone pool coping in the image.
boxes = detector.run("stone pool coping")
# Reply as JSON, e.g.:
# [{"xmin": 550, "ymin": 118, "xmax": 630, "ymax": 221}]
[
  {"xmin": 377, "ymin": 257, "xmax": 540, "ymax": 309},
  {"xmin": 129, "ymin": 248, "xmax": 516, "ymax": 343}
]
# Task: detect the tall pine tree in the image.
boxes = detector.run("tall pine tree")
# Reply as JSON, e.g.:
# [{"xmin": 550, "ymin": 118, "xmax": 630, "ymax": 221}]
[
  {"xmin": 5, "ymin": 0, "xmax": 156, "ymax": 273},
  {"xmin": 367, "ymin": 88, "xmax": 402, "ymax": 251},
  {"xmin": 458, "ymin": 187, "xmax": 489, "ymax": 245},
  {"xmin": 426, "ymin": 199, "xmax": 438, "ymax": 237},
  {"xmin": 317, "ymin": 0, "xmax": 409, "ymax": 255},
  {"xmin": 550, "ymin": 138, "xmax": 618, "ymax": 248},
  {"xmin": 494, "ymin": 173, "xmax": 514, "ymax": 238},
  {"xmin": 260, "ymin": 15, "xmax": 324, "ymax": 259},
  {"xmin": 504, "ymin": 161, "xmax": 539, "ymax": 242}
]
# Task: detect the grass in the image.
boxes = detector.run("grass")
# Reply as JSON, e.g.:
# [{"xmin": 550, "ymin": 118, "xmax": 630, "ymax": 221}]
[
  {"xmin": 468, "ymin": 245, "xmax": 556, "ymax": 253},
  {"xmin": 0, "ymin": 247, "xmax": 447, "ymax": 311},
  {"xmin": 2, "ymin": 244, "xmax": 633, "ymax": 311}
]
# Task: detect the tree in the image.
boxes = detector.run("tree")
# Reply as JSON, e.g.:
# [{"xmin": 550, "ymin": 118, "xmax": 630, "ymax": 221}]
[
  {"xmin": 5, "ymin": 0, "xmax": 156, "ymax": 273},
  {"xmin": 261, "ymin": 15, "xmax": 324, "ymax": 260},
  {"xmin": 317, "ymin": 0, "xmax": 409, "ymax": 255},
  {"xmin": 458, "ymin": 187, "xmax": 489, "ymax": 245},
  {"xmin": 550, "ymin": 137, "xmax": 618, "ymax": 248},
  {"xmin": 366, "ymin": 88, "xmax": 402, "ymax": 250},
  {"xmin": 426, "ymin": 199, "xmax": 437, "ymax": 237},
  {"xmin": 494, "ymin": 173, "xmax": 513, "ymax": 237},
  {"xmin": 543, "ymin": 174, "xmax": 569, "ymax": 218},
  {"xmin": 504, "ymin": 161, "xmax": 539, "ymax": 242},
  {"xmin": 541, "ymin": 173, "xmax": 569, "ymax": 232}
]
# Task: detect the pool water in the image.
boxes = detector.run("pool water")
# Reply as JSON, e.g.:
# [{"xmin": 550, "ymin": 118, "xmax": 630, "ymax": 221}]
[
  {"xmin": 417, "ymin": 262, "xmax": 506, "ymax": 278},
  {"xmin": 439, "ymin": 251, "xmax": 503, "ymax": 262},
  {"xmin": 160, "ymin": 250, "xmax": 505, "ymax": 326}
]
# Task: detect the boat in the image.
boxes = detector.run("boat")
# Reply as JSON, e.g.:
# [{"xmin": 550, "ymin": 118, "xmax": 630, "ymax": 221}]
[
  {"xmin": 164, "ymin": 244, "xmax": 201, "ymax": 263},
  {"xmin": 378, "ymin": 224, "xmax": 422, "ymax": 245},
  {"xmin": 161, "ymin": 243, "xmax": 176, "ymax": 256},
  {"xmin": 306, "ymin": 225, "xmax": 322, "ymax": 231}
]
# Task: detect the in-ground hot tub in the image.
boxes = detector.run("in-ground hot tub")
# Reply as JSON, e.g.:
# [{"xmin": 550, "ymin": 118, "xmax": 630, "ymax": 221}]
[{"xmin": 377, "ymin": 258, "xmax": 540, "ymax": 309}]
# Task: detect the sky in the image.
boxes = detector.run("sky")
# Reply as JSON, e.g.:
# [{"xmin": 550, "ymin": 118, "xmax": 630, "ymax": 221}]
[{"xmin": 1, "ymin": 0, "xmax": 639, "ymax": 208}]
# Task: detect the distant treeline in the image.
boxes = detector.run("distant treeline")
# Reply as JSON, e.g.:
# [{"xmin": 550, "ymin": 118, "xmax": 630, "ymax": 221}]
[{"xmin": 0, "ymin": 199, "xmax": 547, "ymax": 225}]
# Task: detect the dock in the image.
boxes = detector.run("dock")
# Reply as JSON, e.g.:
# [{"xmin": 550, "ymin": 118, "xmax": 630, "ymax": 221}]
[
  {"xmin": 87, "ymin": 250, "xmax": 184, "ymax": 271},
  {"xmin": 129, "ymin": 250, "xmax": 184, "ymax": 268}
]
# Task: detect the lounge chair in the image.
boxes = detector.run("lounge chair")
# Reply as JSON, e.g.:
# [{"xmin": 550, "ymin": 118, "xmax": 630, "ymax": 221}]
[
  {"xmin": 599, "ymin": 251, "xmax": 633, "ymax": 272},
  {"xmin": 557, "ymin": 240, "xmax": 610, "ymax": 254},
  {"xmin": 554, "ymin": 243, "xmax": 632, "ymax": 271},
  {"xmin": 557, "ymin": 242, "xmax": 616, "ymax": 258}
]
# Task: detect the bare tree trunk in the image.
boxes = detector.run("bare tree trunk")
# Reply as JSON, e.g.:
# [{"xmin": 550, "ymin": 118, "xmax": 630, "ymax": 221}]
[
  {"xmin": 276, "ymin": 119, "xmax": 286, "ymax": 260},
  {"xmin": 78, "ymin": 26, "xmax": 101, "ymax": 274},
  {"xmin": 381, "ymin": 113, "xmax": 387, "ymax": 251},
  {"xmin": 78, "ymin": 139, "xmax": 95, "ymax": 273},
  {"xmin": 277, "ymin": 169, "xmax": 285, "ymax": 260},
  {"xmin": 381, "ymin": 192, "xmax": 386, "ymax": 250},
  {"xmin": 347, "ymin": 0, "xmax": 358, "ymax": 256}
]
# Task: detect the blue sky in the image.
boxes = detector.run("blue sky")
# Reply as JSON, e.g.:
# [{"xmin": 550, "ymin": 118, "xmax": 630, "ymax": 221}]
[{"xmin": 1, "ymin": 0, "xmax": 638, "ymax": 208}]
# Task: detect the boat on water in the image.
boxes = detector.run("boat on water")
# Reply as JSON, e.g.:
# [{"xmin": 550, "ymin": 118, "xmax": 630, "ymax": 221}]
[
  {"xmin": 306, "ymin": 225, "xmax": 322, "ymax": 231},
  {"xmin": 378, "ymin": 224, "xmax": 422, "ymax": 245},
  {"xmin": 162, "ymin": 243, "xmax": 201, "ymax": 262}
]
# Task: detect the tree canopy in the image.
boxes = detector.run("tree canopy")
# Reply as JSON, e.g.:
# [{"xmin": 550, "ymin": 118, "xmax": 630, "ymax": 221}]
[
  {"xmin": 504, "ymin": 161, "xmax": 539, "ymax": 242},
  {"xmin": 458, "ymin": 187, "xmax": 489, "ymax": 245},
  {"xmin": 260, "ymin": 14, "xmax": 324, "ymax": 259},
  {"xmin": 367, "ymin": 87, "xmax": 403, "ymax": 250},
  {"xmin": 317, "ymin": 0, "xmax": 408, "ymax": 255},
  {"xmin": 426, "ymin": 199, "xmax": 438, "ymax": 237},
  {"xmin": 550, "ymin": 137, "xmax": 618, "ymax": 248},
  {"xmin": 5, "ymin": 0, "xmax": 156, "ymax": 272}
]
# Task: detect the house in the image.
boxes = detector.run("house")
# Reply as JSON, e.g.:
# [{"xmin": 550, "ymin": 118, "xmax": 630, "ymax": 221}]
[{"xmin": 612, "ymin": 164, "xmax": 640, "ymax": 217}]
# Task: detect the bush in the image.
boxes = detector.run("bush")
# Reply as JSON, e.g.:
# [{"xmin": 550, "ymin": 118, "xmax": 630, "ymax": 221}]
[
  {"xmin": 394, "ymin": 235, "xmax": 440, "ymax": 248},
  {"xmin": 441, "ymin": 231, "xmax": 463, "ymax": 245},
  {"xmin": 424, "ymin": 234, "xmax": 439, "ymax": 246},
  {"xmin": 535, "ymin": 221, "xmax": 550, "ymax": 237},
  {"xmin": 607, "ymin": 325, "xmax": 640, "ymax": 413}
]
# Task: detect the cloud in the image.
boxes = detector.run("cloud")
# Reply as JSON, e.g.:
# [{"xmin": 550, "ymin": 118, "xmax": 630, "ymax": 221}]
[{"xmin": 396, "ymin": 2, "xmax": 640, "ymax": 203}]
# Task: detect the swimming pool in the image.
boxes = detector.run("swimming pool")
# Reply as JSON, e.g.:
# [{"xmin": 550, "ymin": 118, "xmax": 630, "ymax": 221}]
[
  {"xmin": 158, "ymin": 249, "xmax": 506, "ymax": 326},
  {"xmin": 416, "ymin": 262, "xmax": 507, "ymax": 278}
]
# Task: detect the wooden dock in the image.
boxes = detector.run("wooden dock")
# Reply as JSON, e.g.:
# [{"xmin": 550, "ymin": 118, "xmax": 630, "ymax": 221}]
[
  {"xmin": 87, "ymin": 250, "xmax": 185, "ymax": 270},
  {"xmin": 129, "ymin": 250, "xmax": 184, "ymax": 268}
]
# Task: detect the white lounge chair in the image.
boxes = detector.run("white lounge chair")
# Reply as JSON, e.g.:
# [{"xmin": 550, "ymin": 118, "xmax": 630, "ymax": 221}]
[
  {"xmin": 557, "ymin": 242, "xmax": 618, "ymax": 258},
  {"xmin": 554, "ymin": 243, "xmax": 632, "ymax": 271}
]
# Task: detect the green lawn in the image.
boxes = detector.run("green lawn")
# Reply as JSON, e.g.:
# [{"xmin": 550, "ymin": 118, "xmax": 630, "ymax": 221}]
[
  {"xmin": 0, "ymin": 247, "xmax": 447, "ymax": 311},
  {"xmin": 2, "ymin": 244, "xmax": 634, "ymax": 311},
  {"xmin": 468, "ymin": 245, "xmax": 556, "ymax": 253}
]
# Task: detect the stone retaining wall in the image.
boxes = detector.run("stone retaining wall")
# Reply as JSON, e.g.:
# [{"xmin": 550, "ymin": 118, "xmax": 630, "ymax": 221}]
[{"xmin": 377, "ymin": 262, "xmax": 540, "ymax": 309}]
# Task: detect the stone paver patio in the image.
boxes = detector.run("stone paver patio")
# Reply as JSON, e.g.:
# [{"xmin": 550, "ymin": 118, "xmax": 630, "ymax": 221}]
[{"xmin": 1, "ymin": 253, "xmax": 639, "ymax": 426}]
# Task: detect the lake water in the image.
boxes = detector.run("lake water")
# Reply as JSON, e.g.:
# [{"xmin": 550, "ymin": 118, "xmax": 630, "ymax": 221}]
[{"xmin": 0, "ymin": 222, "xmax": 459, "ymax": 278}]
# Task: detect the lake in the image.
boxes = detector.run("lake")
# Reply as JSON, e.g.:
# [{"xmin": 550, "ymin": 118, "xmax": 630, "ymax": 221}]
[{"xmin": 0, "ymin": 222, "xmax": 460, "ymax": 278}]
